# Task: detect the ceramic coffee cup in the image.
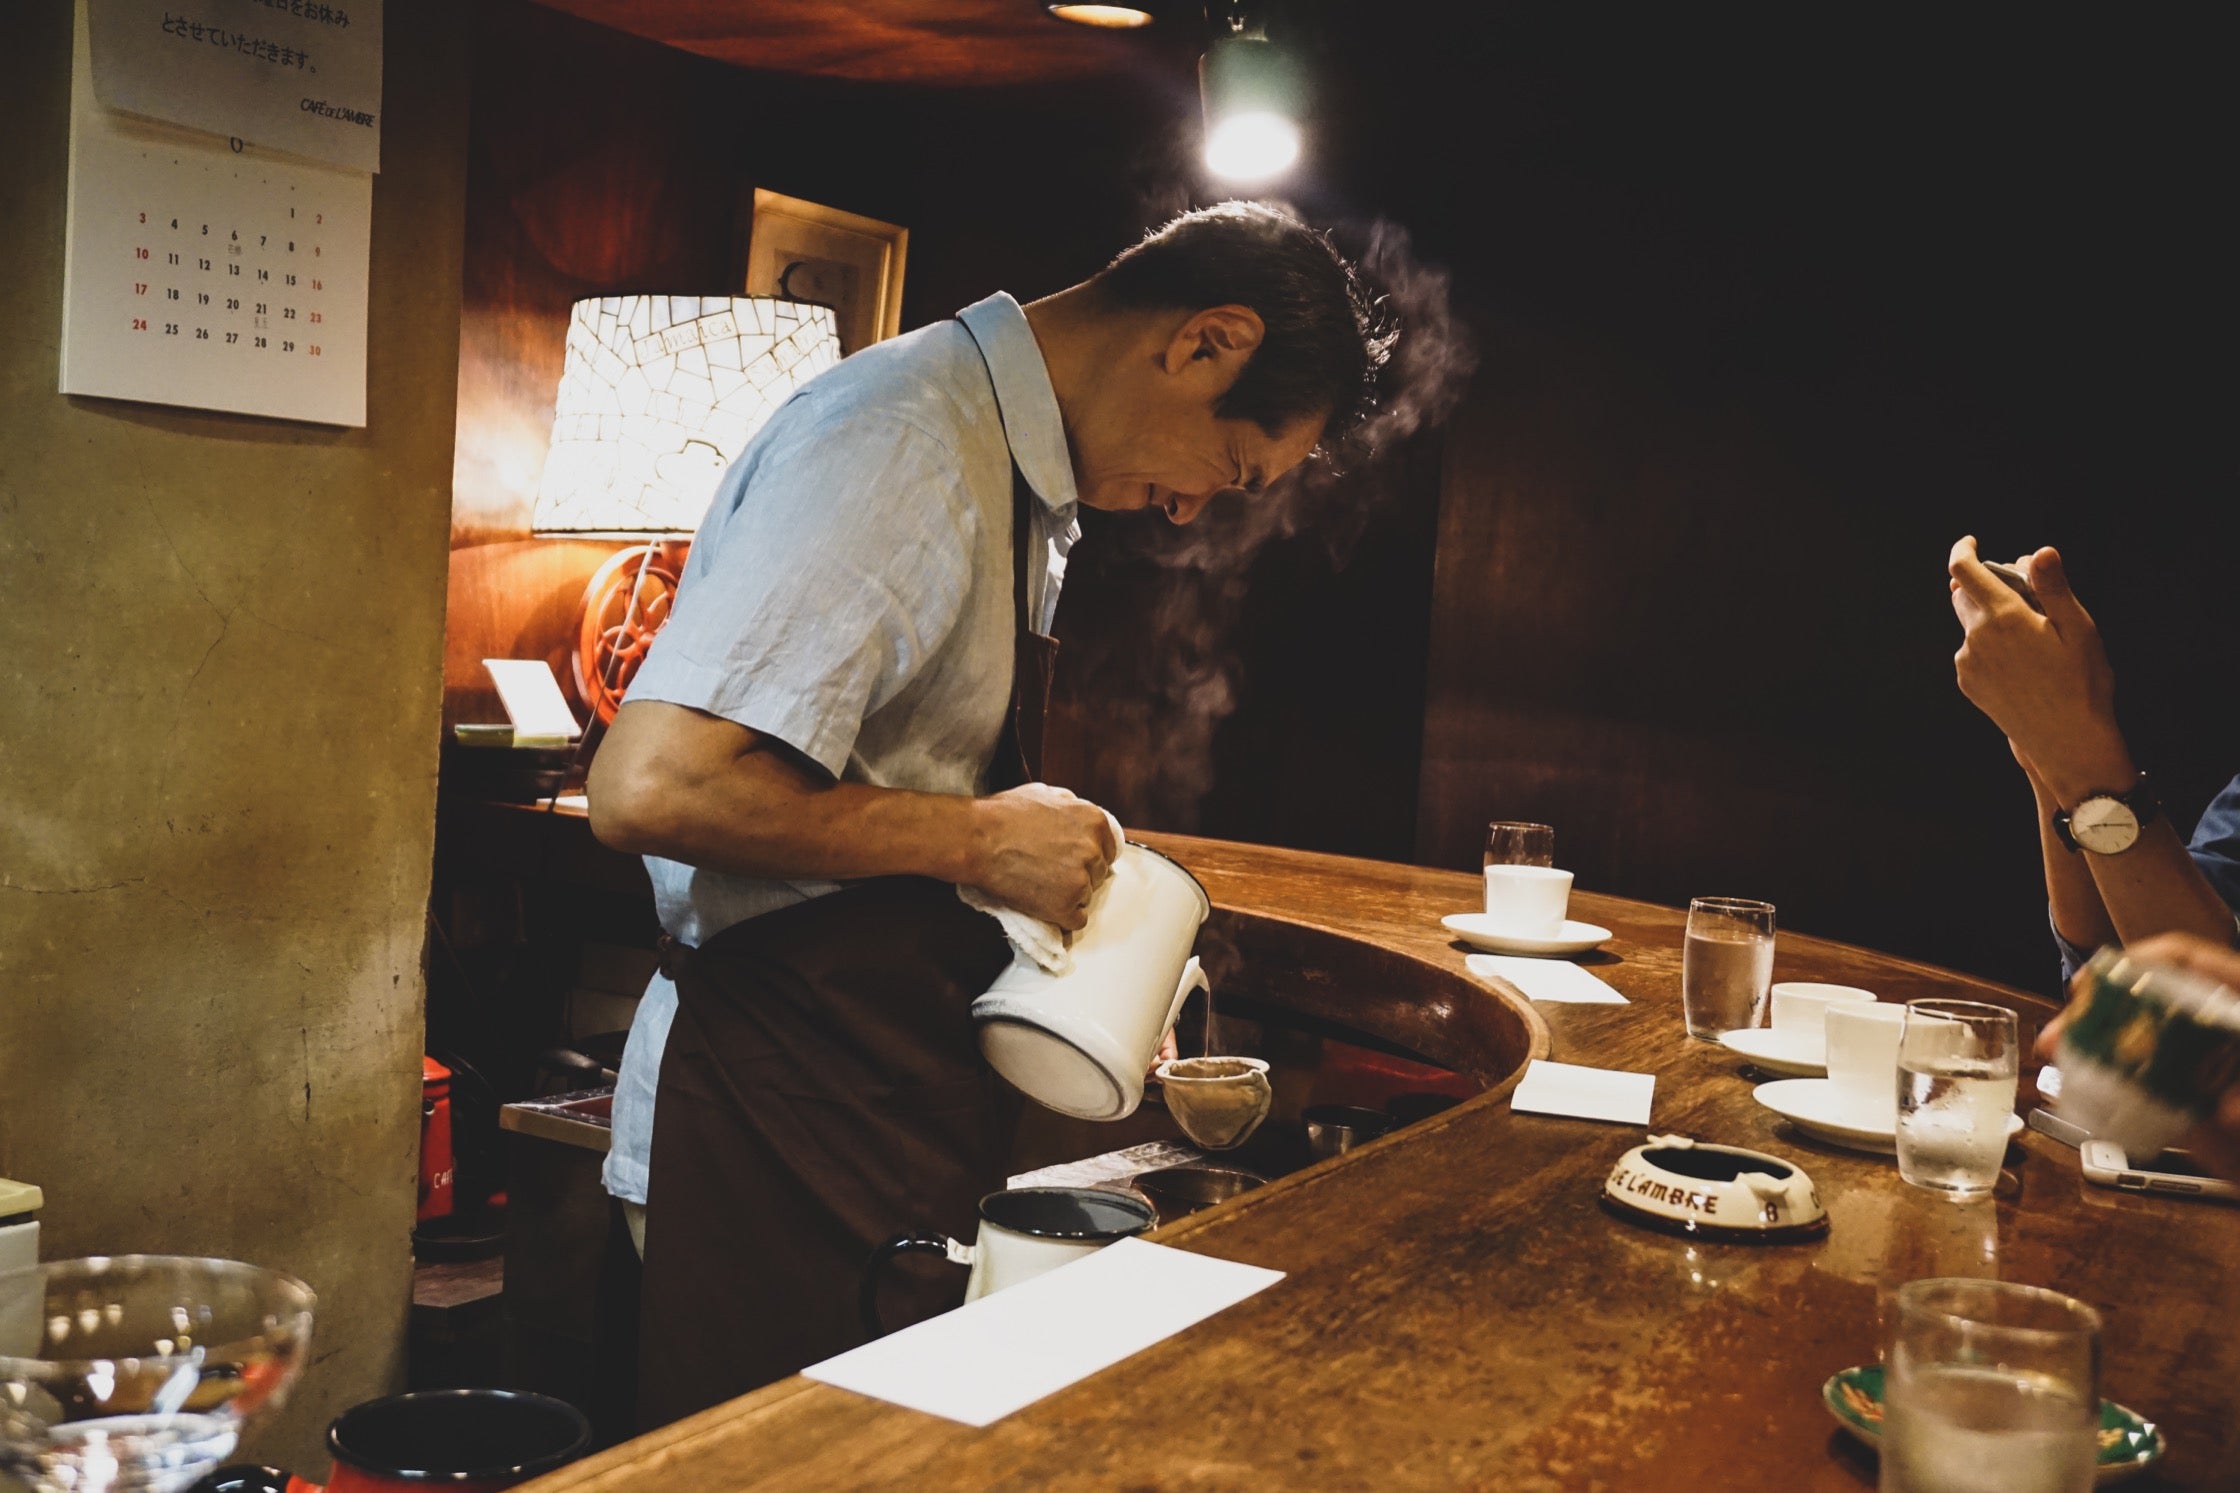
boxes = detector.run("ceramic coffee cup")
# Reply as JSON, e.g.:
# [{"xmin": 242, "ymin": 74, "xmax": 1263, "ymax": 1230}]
[
  {"xmin": 1155, "ymin": 1056, "xmax": 1273, "ymax": 1150},
  {"xmin": 1482, "ymin": 865, "xmax": 1573, "ymax": 937},
  {"xmin": 1770, "ymin": 983, "xmax": 1878, "ymax": 1044},
  {"xmin": 859, "ymin": 1187, "xmax": 1156, "ymax": 1336},
  {"xmin": 1824, "ymin": 1002, "xmax": 1909, "ymax": 1117}
]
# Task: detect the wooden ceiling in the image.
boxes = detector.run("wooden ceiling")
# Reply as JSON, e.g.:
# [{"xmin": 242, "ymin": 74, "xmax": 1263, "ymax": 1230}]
[{"xmin": 529, "ymin": 0, "xmax": 1192, "ymax": 87}]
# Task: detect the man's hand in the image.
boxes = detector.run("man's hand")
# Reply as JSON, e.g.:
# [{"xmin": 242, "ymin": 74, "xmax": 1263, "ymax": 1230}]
[
  {"xmin": 2039, "ymin": 933, "xmax": 2240, "ymax": 1185},
  {"xmin": 1947, "ymin": 537, "xmax": 2131, "ymax": 805},
  {"xmin": 966, "ymin": 784, "xmax": 1119, "ymax": 932}
]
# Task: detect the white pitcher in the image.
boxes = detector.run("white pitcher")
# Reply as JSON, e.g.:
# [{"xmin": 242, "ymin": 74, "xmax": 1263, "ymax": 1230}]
[{"xmin": 971, "ymin": 842, "xmax": 1210, "ymax": 1120}]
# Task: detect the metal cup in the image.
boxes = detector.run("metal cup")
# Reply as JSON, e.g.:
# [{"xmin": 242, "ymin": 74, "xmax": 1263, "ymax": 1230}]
[{"xmin": 1303, "ymin": 1104, "xmax": 1393, "ymax": 1161}]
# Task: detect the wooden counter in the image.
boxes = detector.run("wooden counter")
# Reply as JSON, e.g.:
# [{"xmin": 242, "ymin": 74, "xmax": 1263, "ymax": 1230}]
[{"xmin": 522, "ymin": 834, "xmax": 2240, "ymax": 1490}]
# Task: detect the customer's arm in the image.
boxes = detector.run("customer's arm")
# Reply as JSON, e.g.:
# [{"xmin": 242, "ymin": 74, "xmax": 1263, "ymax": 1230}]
[
  {"xmin": 1950, "ymin": 537, "xmax": 2236, "ymax": 953},
  {"xmin": 2021, "ymin": 759, "xmax": 2117, "ymax": 952},
  {"xmin": 588, "ymin": 701, "xmax": 1116, "ymax": 930}
]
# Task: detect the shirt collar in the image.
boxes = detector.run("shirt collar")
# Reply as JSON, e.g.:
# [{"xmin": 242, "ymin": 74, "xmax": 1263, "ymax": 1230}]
[{"xmin": 956, "ymin": 293, "xmax": 1078, "ymax": 517}]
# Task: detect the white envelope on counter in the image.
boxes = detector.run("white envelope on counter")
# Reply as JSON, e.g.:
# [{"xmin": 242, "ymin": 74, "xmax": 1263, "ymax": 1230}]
[
  {"xmin": 1466, "ymin": 954, "xmax": 1627, "ymax": 1004},
  {"xmin": 1510, "ymin": 1059, "xmax": 1655, "ymax": 1125},
  {"xmin": 804, "ymin": 1238, "xmax": 1283, "ymax": 1426}
]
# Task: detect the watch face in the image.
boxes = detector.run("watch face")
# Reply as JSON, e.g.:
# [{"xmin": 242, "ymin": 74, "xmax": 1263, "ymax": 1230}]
[{"xmin": 2071, "ymin": 796, "xmax": 2142, "ymax": 854}]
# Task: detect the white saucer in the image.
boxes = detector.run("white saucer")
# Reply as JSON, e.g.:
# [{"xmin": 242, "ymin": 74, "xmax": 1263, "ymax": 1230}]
[
  {"xmin": 1718, "ymin": 1027, "xmax": 1828, "ymax": 1077},
  {"xmin": 1441, "ymin": 914, "xmax": 1612, "ymax": 957},
  {"xmin": 1754, "ymin": 1079, "xmax": 2025, "ymax": 1155}
]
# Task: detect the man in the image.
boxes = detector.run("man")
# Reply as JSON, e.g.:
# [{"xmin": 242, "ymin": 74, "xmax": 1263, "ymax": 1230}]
[
  {"xmin": 586, "ymin": 201, "xmax": 1392, "ymax": 1424},
  {"xmin": 1946, "ymin": 536, "xmax": 2239, "ymax": 982}
]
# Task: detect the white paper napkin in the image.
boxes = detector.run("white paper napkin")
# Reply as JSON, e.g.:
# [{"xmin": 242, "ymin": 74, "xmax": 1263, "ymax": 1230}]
[
  {"xmin": 482, "ymin": 658, "xmax": 581, "ymax": 742},
  {"xmin": 803, "ymin": 1237, "xmax": 1284, "ymax": 1427},
  {"xmin": 1466, "ymin": 953, "xmax": 1628, "ymax": 1004},
  {"xmin": 1510, "ymin": 1059, "xmax": 1655, "ymax": 1124}
]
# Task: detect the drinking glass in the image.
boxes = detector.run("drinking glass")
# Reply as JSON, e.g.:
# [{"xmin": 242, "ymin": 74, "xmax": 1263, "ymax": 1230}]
[
  {"xmin": 1897, "ymin": 999, "xmax": 2020, "ymax": 1199},
  {"xmin": 0, "ymin": 1256, "xmax": 315, "ymax": 1492},
  {"xmin": 1483, "ymin": 821, "xmax": 1555, "ymax": 869},
  {"xmin": 1681, "ymin": 897, "xmax": 1776, "ymax": 1039},
  {"xmin": 1881, "ymin": 1278, "xmax": 2100, "ymax": 1493}
]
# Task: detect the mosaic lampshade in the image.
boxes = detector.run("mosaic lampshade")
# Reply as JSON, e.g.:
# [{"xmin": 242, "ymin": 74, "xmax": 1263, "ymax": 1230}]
[{"xmin": 531, "ymin": 295, "xmax": 843, "ymax": 536}]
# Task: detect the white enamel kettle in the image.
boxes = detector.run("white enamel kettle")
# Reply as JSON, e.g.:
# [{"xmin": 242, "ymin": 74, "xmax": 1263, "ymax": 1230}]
[{"xmin": 971, "ymin": 842, "xmax": 1211, "ymax": 1120}]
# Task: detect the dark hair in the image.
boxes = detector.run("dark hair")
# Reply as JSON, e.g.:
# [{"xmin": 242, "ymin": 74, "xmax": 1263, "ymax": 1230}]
[{"xmin": 1093, "ymin": 201, "xmax": 1393, "ymax": 445}]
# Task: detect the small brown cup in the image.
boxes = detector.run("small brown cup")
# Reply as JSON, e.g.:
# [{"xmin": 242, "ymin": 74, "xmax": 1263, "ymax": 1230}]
[{"xmin": 1155, "ymin": 1056, "xmax": 1273, "ymax": 1150}]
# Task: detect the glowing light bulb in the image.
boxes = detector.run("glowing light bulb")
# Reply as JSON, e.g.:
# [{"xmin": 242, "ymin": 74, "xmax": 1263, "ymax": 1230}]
[{"xmin": 1205, "ymin": 111, "xmax": 1300, "ymax": 182}]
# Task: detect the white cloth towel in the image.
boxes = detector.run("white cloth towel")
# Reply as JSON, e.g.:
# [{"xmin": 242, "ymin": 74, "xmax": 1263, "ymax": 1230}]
[{"xmin": 958, "ymin": 805, "xmax": 1125, "ymax": 976}]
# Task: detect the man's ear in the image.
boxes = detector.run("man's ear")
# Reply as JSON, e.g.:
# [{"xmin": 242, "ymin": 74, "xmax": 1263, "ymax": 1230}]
[{"xmin": 1160, "ymin": 304, "xmax": 1267, "ymax": 375}]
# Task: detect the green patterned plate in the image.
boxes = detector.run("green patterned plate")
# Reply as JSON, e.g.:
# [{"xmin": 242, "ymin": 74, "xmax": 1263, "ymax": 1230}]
[{"xmin": 1822, "ymin": 1364, "xmax": 2164, "ymax": 1483}]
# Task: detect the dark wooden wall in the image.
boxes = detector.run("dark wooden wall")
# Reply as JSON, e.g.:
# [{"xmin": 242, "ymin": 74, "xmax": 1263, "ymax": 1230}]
[{"xmin": 1331, "ymin": 8, "xmax": 2240, "ymax": 992}]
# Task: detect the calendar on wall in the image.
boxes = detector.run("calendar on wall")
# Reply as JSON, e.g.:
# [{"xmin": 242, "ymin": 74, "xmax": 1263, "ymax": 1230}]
[{"xmin": 59, "ymin": 0, "xmax": 373, "ymax": 427}]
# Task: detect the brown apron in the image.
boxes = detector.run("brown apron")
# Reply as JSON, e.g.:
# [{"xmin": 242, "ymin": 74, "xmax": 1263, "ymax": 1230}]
[{"xmin": 635, "ymin": 426, "xmax": 1060, "ymax": 1424}]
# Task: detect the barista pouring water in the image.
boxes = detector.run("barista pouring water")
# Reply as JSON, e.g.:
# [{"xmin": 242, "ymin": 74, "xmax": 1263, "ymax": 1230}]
[{"xmin": 586, "ymin": 202, "xmax": 1394, "ymax": 1427}]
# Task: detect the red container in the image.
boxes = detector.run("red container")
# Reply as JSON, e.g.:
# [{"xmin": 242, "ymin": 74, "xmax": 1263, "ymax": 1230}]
[
  {"xmin": 325, "ymin": 1391, "xmax": 588, "ymax": 1491},
  {"xmin": 417, "ymin": 1057, "xmax": 455, "ymax": 1224},
  {"xmin": 198, "ymin": 1391, "xmax": 589, "ymax": 1493}
]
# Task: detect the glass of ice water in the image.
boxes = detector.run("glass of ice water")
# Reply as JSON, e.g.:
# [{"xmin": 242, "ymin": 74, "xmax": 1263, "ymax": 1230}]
[
  {"xmin": 1896, "ymin": 999, "xmax": 2020, "ymax": 1199},
  {"xmin": 1881, "ymin": 1278, "xmax": 2100, "ymax": 1493},
  {"xmin": 1484, "ymin": 821, "xmax": 1555, "ymax": 868},
  {"xmin": 1681, "ymin": 897, "xmax": 1776, "ymax": 1039}
]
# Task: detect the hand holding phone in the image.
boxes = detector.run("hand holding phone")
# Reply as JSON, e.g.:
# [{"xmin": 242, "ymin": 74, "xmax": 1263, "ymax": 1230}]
[{"xmin": 1982, "ymin": 558, "xmax": 2046, "ymax": 614}]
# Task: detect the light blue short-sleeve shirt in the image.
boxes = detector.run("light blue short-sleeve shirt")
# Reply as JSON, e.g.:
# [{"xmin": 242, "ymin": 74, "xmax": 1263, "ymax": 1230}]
[{"xmin": 601, "ymin": 294, "xmax": 1078, "ymax": 1204}]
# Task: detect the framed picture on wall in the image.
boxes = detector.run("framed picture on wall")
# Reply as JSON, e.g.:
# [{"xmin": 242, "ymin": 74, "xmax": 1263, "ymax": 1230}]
[{"xmin": 741, "ymin": 189, "xmax": 908, "ymax": 356}]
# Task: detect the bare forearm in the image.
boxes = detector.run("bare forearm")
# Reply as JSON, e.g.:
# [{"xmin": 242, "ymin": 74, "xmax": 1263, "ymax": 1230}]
[
  {"xmin": 2082, "ymin": 818, "xmax": 2238, "ymax": 951},
  {"xmin": 2029, "ymin": 731, "xmax": 2237, "ymax": 952},
  {"xmin": 613, "ymin": 770, "xmax": 985, "ymax": 884},
  {"xmin": 586, "ymin": 714, "xmax": 986, "ymax": 884},
  {"xmin": 2030, "ymin": 773, "xmax": 2115, "ymax": 950}
]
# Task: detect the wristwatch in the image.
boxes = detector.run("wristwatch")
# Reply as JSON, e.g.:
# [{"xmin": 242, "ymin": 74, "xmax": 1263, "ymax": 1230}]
[{"xmin": 2054, "ymin": 773, "xmax": 2161, "ymax": 855}]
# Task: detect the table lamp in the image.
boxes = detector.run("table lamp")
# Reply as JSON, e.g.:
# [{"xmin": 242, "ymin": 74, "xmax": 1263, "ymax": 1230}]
[{"xmin": 532, "ymin": 294, "xmax": 842, "ymax": 723}]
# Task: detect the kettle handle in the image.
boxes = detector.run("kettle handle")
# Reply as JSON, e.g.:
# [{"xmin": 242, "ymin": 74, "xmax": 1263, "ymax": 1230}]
[{"xmin": 1163, "ymin": 956, "xmax": 1208, "ymax": 1042}]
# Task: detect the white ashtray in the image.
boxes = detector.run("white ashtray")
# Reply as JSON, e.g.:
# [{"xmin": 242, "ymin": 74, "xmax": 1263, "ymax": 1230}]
[{"xmin": 1602, "ymin": 1135, "xmax": 1827, "ymax": 1243}]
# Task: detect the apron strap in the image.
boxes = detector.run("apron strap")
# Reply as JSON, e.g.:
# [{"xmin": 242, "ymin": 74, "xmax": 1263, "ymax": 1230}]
[{"xmin": 958, "ymin": 315, "xmax": 1061, "ymax": 789}]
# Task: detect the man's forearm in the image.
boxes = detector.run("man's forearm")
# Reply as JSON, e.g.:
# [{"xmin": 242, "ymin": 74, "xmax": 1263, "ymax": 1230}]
[
  {"xmin": 589, "ymin": 730, "xmax": 987, "ymax": 885},
  {"xmin": 2083, "ymin": 817, "xmax": 2239, "ymax": 951},
  {"xmin": 2028, "ymin": 732, "xmax": 2237, "ymax": 953},
  {"xmin": 2030, "ymin": 773, "xmax": 2116, "ymax": 951}
]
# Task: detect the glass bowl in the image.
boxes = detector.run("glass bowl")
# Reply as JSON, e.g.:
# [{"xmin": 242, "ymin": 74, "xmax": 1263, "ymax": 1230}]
[{"xmin": 0, "ymin": 1256, "xmax": 315, "ymax": 1492}]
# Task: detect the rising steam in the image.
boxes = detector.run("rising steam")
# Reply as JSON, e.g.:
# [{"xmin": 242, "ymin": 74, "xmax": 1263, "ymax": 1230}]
[{"xmin": 1065, "ymin": 214, "xmax": 1478, "ymax": 830}]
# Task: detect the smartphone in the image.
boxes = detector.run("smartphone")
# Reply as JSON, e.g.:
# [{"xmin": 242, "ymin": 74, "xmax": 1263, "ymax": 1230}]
[
  {"xmin": 1983, "ymin": 559, "xmax": 2046, "ymax": 614},
  {"xmin": 2079, "ymin": 1139, "xmax": 2239, "ymax": 1202},
  {"xmin": 2026, "ymin": 1107, "xmax": 2091, "ymax": 1148}
]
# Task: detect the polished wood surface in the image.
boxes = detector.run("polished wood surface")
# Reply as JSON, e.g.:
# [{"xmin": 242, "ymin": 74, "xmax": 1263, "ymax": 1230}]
[{"xmin": 520, "ymin": 834, "xmax": 2240, "ymax": 1489}]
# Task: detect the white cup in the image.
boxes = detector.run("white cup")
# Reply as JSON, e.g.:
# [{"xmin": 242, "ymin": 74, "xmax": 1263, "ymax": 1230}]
[
  {"xmin": 1769, "ymin": 982, "xmax": 1878, "ymax": 1043},
  {"xmin": 1483, "ymin": 865, "xmax": 1573, "ymax": 937},
  {"xmin": 1823, "ymin": 1002, "xmax": 1908, "ymax": 1116},
  {"xmin": 860, "ymin": 1186, "xmax": 1156, "ymax": 1337}
]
